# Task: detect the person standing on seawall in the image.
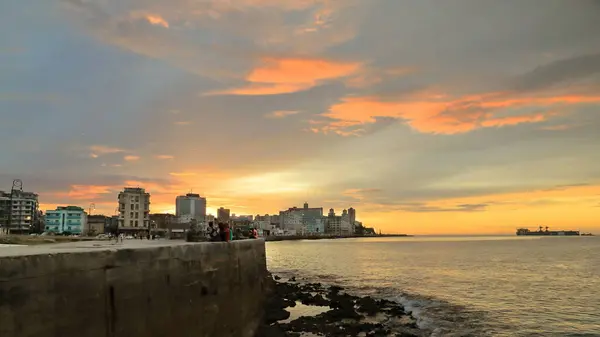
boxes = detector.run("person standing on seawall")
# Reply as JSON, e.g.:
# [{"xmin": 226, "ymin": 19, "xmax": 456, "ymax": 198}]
[{"xmin": 207, "ymin": 222, "xmax": 219, "ymax": 242}]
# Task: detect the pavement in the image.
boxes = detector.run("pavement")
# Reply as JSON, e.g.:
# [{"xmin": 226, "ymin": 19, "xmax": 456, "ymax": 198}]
[{"xmin": 0, "ymin": 239, "xmax": 205, "ymax": 257}]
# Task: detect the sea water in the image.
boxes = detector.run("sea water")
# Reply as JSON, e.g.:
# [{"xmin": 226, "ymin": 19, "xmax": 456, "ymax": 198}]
[{"xmin": 266, "ymin": 236, "xmax": 600, "ymax": 336}]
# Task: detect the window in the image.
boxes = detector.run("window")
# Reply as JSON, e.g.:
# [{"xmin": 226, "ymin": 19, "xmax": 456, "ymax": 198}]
[
  {"xmin": 130, "ymin": 220, "xmax": 133, "ymax": 226},
  {"xmin": 130, "ymin": 204, "xmax": 134, "ymax": 210},
  {"xmin": 130, "ymin": 212, "xmax": 133, "ymax": 218},
  {"xmin": 135, "ymin": 212, "xmax": 138, "ymax": 218},
  {"xmin": 135, "ymin": 220, "xmax": 138, "ymax": 227},
  {"xmin": 135, "ymin": 196, "xmax": 139, "ymax": 202},
  {"xmin": 135, "ymin": 204, "xmax": 139, "ymax": 210}
]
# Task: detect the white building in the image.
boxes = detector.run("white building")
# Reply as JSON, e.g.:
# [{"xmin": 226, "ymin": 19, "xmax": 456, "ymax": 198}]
[
  {"xmin": 0, "ymin": 190, "xmax": 39, "ymax": 234},
  {"xmin": 118, "ymin": 187, "xmax": 150, "ymax": 234},
  {"xmin": 176, "ymin": 193, "xmax": 206, "ymax": 222}
]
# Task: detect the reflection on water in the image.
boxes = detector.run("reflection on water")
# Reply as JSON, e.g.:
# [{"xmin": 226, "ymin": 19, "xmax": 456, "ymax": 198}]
[{"xmin": 267, "ymin": 236, "xmax": 600, "ymax": 336}]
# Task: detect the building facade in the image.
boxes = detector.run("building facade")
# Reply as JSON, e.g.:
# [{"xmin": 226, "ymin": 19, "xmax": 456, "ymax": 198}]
[
  {"xmin": 325, "ymin": 208, "xmax": 342, "ymax": 235},
  {"xmin": 175, "ymin": 193, "xmax": 207, "ymax": 222},
  {"xmin": 217, "ymin": 207, "xmax": 230, "ymax": 223},
  {"xmin": 118, "ymin": 187, "xmax": 150, "ymax": 234},
  {"xmin": 0, "ymin": 190, "xmax": 39, "ymax": 234},
  {"xmin": 279, "ymin": 203, "xmax": 323, "ymax": 232},
  {"xmin": 45, "ymin": 206, "xmax": 88, "ymax": 235}
]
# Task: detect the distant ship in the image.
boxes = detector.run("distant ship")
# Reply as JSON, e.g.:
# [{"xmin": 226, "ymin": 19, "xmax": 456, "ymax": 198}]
[{"xmin": 516, "ymin": 226, "xmax": 580, "ymax": 236}]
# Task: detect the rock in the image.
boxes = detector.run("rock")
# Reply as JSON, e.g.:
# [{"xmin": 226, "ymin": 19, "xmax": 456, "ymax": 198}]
[
  {"xmin": 274, "ymin": 275, "xmax": 281, "ymax": 280},
  {"xmin": 265, "ymin": 308, "xmax": 291, "ymax": 325},
  {"xmin": 289, "ymin": 276, "xmax": 296, "ymax": 282},
  {"xmin": 255, "ymin": 323, "xmax": 287, "ymax": 337},
  {"xmin": 357, "ymin": 296, "xmax": 380, "ymax": 316}
]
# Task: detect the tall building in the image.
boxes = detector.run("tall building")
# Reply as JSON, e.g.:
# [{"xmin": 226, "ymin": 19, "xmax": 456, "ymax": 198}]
[
  {"xmin": 348, "ymin": 207, "xmax": 356, "ymax": 225},
  {"xmin": 45, "ymin": 206, "xmax": 88, "ymax": 235},
  {"xmin": 176, "ymin": 193, "xmax": 207, "ymax": 222},
  {"xmin": 0, "ymin": 190, "xmax": 39, "ymax": 234},
  {"xmin": 118, "ymin": 187, "xmax": 150, "ymax": 234},
  {"xmin": 217, "ymin": 207, "xmax": 230, "ymax": 223}
]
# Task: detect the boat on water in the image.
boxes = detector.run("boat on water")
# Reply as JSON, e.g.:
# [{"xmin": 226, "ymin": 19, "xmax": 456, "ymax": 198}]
[{"xmin": 516, "ymin": 226, "xmax": 580, "ymax": 236}]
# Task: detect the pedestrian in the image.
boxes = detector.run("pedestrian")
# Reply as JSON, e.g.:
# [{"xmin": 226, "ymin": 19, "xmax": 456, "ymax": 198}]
[
  {"xmin": 218, "ymin": 223, "xmax": 227, "ymax": 242},
  {"xmin": 207, "ymin": 222, "xmax": 219, "ymax": 242}
]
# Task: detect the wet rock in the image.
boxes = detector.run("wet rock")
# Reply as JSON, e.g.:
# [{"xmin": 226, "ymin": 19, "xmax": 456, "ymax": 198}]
[
  {"xmin": 301, "ymin": 294, "xmax": 329, "ymax": 307},
  {"xmin": 274, "ymin": 275, "xmax": 281, "ymax": 280},
  {"xmin": 289, "ymin": 276, "xmax": 296, "ymax": 282},
  {"xmin": 357, "ymin": 296, "xmax": 380, "ymax": 316}
]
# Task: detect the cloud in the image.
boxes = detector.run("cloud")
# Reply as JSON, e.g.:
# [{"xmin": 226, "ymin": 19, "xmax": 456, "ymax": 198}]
[
  {"xmin": 156, "ymin": 155, "xmax": 175, "ymax": 160},
  {"xmin": 169, "ymin": 172, "xmax": 197, "ymax": 177},
  {"xmin": 124, "ymin": 155, "xmax": 140, "ymax": 161},
  {"xmin": 511, "ymin": 53, "xmax": 600, "ymax": 92},
  {"xmin": 144, "ymin": 14, "xmax": 169, "ymax": 28},
  {"xmin": 207, "ymin": 57, "xmax": 362, "ymax": 95},
  {"xmin": 319, "ymin": 91, "xmax": 600, "ymax": 135},
  {"xmin": 89, "ymin": 145, "xmax": 126, "ymax": 157},
  {"xmin": 265, "ymin": 110, "xmax": 300, "ymax": 118}
]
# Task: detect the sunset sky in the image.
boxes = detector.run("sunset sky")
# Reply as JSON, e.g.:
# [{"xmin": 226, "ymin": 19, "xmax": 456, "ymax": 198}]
[{"xmin": 2, "ymin": 0, "xmax": 600, "ymax": 234}]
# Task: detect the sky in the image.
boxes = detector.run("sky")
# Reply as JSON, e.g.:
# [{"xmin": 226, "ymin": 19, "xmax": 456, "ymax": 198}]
[{"xmin": 1, "ymin": 0, "xmax": 600, "ymax": 234}]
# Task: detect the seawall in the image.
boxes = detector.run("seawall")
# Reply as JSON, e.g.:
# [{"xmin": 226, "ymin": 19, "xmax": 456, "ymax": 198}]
[{"xmin": 0, "ymin": 239, "xmax": 268, "ymax": 337}]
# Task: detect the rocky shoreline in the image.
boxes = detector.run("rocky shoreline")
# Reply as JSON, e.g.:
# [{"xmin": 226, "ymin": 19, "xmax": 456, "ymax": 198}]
[{"xmin": 255, "ymin": 275, "xmax": 426, "ymax": 337}]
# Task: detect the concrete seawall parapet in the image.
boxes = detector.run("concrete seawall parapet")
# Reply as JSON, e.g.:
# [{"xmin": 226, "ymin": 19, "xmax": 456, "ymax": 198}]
[{"xmin": 0, "ymin": 239, "xmax": 268, "ymax": 337}]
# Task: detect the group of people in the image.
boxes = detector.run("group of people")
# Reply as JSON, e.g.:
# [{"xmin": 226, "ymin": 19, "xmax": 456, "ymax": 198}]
[{"xmin": 206, "ymin": 222, "xmax": 258, "ymax": 242}]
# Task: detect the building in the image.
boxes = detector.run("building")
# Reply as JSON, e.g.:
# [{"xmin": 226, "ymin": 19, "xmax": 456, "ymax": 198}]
[
  {"xmin": 0, "ymin": 190, "xmax": 39, "ymax": 234},
  {"xmin": 149, "ymin": 213, "xmax": 177, "ymax": 230},
  {"xmin": 306, "ymin": 217, "xmax": 326, "ymax": 235},
  {"xmin": 176, "ymin": 193, "xmax": 207, "ymax": 222},
  {"xmin": 87, "ymin": 215, "xmax": 109, "ymax": 235},
  {"xmin": 348, "ymin": 207, "xmax": 356, "ymax": 225},
  {"xmin": 45, "ymin": 206, "xmax": 88, "ymax": 235},
  {"xmin": 217, "ymin": 207, "xmax": 230, "ymax": 223},
  {"xmin": 279, "ymin": 202, "xmax": 323, "ymax": 232},
  {"xmin": 118, "ymin": 187, "xmax": 150, "ymax": 234},
  {"xmin": 325, "ymin": 208, "xmax": 342, "ymax": 235},
  {"xmin": 340, "ymin": 209, "xmax": 353, "ymax": 235},
  {"xmin": 232, "ymin": 214, "xmax": 253, "ymax": 221}
]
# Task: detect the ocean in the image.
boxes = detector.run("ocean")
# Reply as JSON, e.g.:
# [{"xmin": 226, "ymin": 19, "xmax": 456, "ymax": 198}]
[{"xmin": 266, "ymin": 236, "xmax": 600, "ymax": 336}]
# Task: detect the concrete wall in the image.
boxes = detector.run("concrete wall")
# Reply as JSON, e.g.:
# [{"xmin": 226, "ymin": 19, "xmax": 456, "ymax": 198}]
[{"xmin": 0, "ymin": 240, "xmax": 268, "ymax": 337}]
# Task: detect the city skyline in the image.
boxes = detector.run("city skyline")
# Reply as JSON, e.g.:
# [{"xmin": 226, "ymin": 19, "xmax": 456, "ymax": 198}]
[{"xmin": 2, "ymin": 1, "xmax": 600, "ymax": 234}]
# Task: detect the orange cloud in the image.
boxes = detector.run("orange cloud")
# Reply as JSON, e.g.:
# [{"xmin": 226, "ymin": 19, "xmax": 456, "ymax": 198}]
[
  {"xmin": 265, "ymin": 110, "xmax": 301, "ymax": 118},
  {"xmin": 169, "ymin": 172, "xmax": 197, "ymax": 177},
  {"xmin": 319, "ymin": 92, "xmax": 600, "ymax": 135},
  {"xmin": 156, "ymin": 155, "xmax": 175, "ymax": 160},
  {"xmin": 145, "ymin": 14, "xmax": 169, "ymax": 28},
  {"xmin": 54, "ymin": 185, "xmax": 116, "ymax": 200},
  {"xmin": 124, "ymin": 155, "xmax": 140, "ymax": 161},
  {"xmin": 209, "ymin": 57, "xmax": 361, "ymax": 95}
]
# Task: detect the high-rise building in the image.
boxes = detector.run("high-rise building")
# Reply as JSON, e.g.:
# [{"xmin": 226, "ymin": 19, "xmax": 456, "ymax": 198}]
[
  {"xmin": 348, "ymin": 207, "xmax": 356, "ymax": 225},
  {"xmin": 0, "ymin": 190, "xmax": 39, "ymax": 234},
  {"xmin": 45, "ymin": 206, "xmax": 88, "ymax": 235},
  {"xmin": 217, "ymin": 207, "xmax": 230, "ymax": 223},
  {"xmin": 176, "ymin": 193, "xmax": 207, "ymax": 222},
  {"xmin": 118, "ymin": 187, "xmax": 150, "ymax": 234}
]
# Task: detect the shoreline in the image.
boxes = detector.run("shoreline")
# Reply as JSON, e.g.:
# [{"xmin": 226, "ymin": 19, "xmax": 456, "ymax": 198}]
[
  {"xmin": 255, "ymin": 274, "xmax": 425, "ymax": 337},
  {"xmin": 264, "ymin": 234, "xmax": 411, "ymax": 242}
]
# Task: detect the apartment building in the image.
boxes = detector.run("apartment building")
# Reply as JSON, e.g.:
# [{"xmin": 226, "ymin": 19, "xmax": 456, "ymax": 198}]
[{"xmin": 118, "ymin": 187, "xmax": 150, "ymax": 234}]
